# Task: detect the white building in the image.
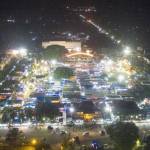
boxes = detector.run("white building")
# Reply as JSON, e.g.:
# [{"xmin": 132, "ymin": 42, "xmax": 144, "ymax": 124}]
[{"xmin": 42, "ymin": 41, "xmax": 81, "ymax": 52}]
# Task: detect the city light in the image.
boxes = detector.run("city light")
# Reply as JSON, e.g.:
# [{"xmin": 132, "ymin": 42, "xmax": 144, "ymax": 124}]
[
  {"xmin": 136, "ymin": 139, "xmax": 141, "ymax": 147},
  {"xmin": 75, "ymin": 47, "xmax": 81, "ymax": 52},
  {"xmin": 105, "ymin": 103, "xmax": 112, "ymax": 112},
  {"xmin": 19, "ymin": 48, "xmax": 27, "ymax": 56},
  {"xmin": 66, "ymin": 52, "xmax": 94, "ymax": 58},
  {"xmin": 81, "ymin": 91, "xmax": 85, "ymax": 96},
  {"xmin": 70, "ymin": 107, "xmax": 75, "ymax": 113},
  {"xmin": 117, "ymin": 40, "xmax": 121, "ymax": 44},
  {"xmin": 49, "ymin": 76, "xmax": 53, "ymax": 81},
  {"xmin": 86, "ymin": 50, "xmax": 90, "ymax": 54},
  {"xmin": 11, "ymin": 48, "xmax": 27, "ymax": 56},
  {"xmin": 117, "ymin": 74, "xmax": 125, "ymax": 82},
  {"xmin": 107, "ymin": 59, "xmax": 113, "ymax": 65},
  {"xmin": 111, "ymin": 35, "xmax": 115, "ymax": 40},
  {"xmin": 31, "ymin": 139, "xmax": 37, "ymax": 145},
  {"xmin": 51, "ymin": 59, "xmax": 57, "ymax": 65},
  {"xmin": 12, "ymin": 50, "xmax": 19, "ymax": 55},
  {"xmin": 104, "ymin": 59, "xmax": 114, "ymax": 72},
  {"xmin": 123, "ymin": 46, "xmax": 131, "ymax": 55}
]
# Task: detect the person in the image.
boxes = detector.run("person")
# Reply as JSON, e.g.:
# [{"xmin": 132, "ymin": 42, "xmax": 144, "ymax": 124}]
[
  {"xmin": 74, "ymin": 136, "xmax": 80, "ymax": 145},
  {"xmin": 101, "ymin": 130, "xmax": 105, "ymax": 136}
]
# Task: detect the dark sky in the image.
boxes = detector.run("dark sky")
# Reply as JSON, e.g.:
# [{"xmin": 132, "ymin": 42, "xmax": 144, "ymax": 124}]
[
  {"xmin": 0, "ymin": 0, "xmax": 150, "ymax": 50},
  {"xmin": 0, "ymin": 0, "xmax": 149, "ymax": 8},
  {"xmin": 0, "ymin": 0, "xmax": 66, "ymax": 10}
]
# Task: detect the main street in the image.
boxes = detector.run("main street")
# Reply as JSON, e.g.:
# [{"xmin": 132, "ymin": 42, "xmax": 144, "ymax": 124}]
[{"xmin": 0, "ymin": 119, "xmax": 149, "ymax": 149}]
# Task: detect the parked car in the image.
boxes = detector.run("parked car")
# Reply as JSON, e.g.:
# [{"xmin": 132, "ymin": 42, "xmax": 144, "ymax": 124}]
[{"xmin": 82, "ymin": 132, "xmax": 90, "ymax": 137}]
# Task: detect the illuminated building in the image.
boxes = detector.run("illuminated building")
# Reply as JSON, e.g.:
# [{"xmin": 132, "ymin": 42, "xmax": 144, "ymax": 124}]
[
  {"xmin": 42, "ymin": 41, "xmax": 81, "ymax": 52},
  {"xmin": 64, "ymin": 50, "xmax": 95, "ymax": 71},
  {"xmin": 74, "ymin": 101, "xmax": 101, "ymax": 121}
]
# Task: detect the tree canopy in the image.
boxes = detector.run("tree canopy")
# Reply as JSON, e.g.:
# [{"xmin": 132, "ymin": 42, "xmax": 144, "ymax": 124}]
[
  {"xmin": 128, "ymin": 85, "xmax": 150, "ymax": 101},
  {"xmin": 36, "ymin": 101, "xmax": 60, "ymax": 121},
  {"xmin": 112, "ymin": 100, "xmax": 140, "ymax": 116},
  {"xmin": 106, "ymin": 122, "xmax": 139, "ymax": 150},
  {"xmin": 53, "ymin": 67, "xmax": 74, "ymax": 80},
  {"xmin": 42, "ymin": 45, "xmax": 67, "ymax": 60}
]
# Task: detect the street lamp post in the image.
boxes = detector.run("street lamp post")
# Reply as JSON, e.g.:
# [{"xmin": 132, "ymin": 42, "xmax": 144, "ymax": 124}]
[{"xmin": 69, "ymin": 107, "xmax": 75, "ymax": 121}]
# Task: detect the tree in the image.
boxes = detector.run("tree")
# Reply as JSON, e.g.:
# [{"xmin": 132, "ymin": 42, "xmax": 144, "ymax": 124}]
[
  {"xmin": 129, "ymin": 54, "xmax": 150, "ymax": 74},
  {"xmin": 53, "ymin": 67, "xmax": 74, "ymax": 80},
  {"xmin": 36, "ymin": 101, "xmax": 60, "ymax": 121},
  {"xmin": 128, "ymin": 85, "xmax": 150, "ymax": 102},
  {"xmin": 106, "ymin": 122, "xmax": 139, "ymax": 150},
  {"xmin": 112, "ymin": 100, "xmax": 140, "ymax": 119},
  {"xmin": 0, "ymin": 58, "xmax": 16, "ymax": 82},
  {"xmin": 144, "ymin": 135, "xmax": 150, "ymax": 150},
  {"xmin": 5, "ymin": 128, "xmax": 25, "ymax": 145},
  {"xmin": 42, "ymin": 45, "xmax": 67, "ymax": 60},
  {"xmin": 43, "ymin": 101, "xmax": 60, "ymax": 119}
]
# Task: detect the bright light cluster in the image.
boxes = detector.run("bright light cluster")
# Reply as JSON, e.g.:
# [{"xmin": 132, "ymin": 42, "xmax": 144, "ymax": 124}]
[
  {"xmin": 103, "ymin": 58, "xmax": 135, "ymax": 75},
  {"xmin": 12, "ymin": 48, "xmax": 27, "ymax": 56},
  {"xmin": 32, "ymin": 60, "xmax": 49, "ymax": 76},
  {"xmin": 123, "ymin": 46, "xmax": 131, "ymax": 55},
  {"xmin": 101, "ymin": 57, "xmax": 136, "ymax": 84},
  {"xmin": 117, "ymin": 59, "xmax": 135, "ymax": 75}
]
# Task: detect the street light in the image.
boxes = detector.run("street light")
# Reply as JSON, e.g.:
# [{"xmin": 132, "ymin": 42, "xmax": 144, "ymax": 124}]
[
  {"xmin": 123, "ymin": 46, "xmax": 131, "ymax": 55},
  {"xmin": 31, "ymin": 139, "xmax": 37, "ymax": 145},
  {"xmin": 111, "ymin": 35, "xmax": 114, "ymax": 40},
  {"xmin": 49, "ymin": 76, "xmax": 53, "ymax": 81},
  {"xmin": 117, "ymin": 40, "xmax": 121, "ymax": 44},
  {"xmin": 107, "ymin": 59, "xmax": 113, "ymax": 65},
  {"xmin": 86, "ymin": 50, "xmax": 90, "ymax": 54},
  {"xmin": 51, "ymin": 59, "xmax": 56, "ymax": 65},
  {"xmin": 12, "ymin": 50, "xmax": 19, "ymax": 56},
  {"xmin": 117, "ymin": 74, "xmax": 125, "ymax": 82},
  {"xmin": 75, "ymin": 47, "xmax": 81, "ymax": 52},
  {"xmin": 136, "ymin": 139, "xmax": 141, "ymax": 147},
  {"xmin": 19, "ymin": 48, "xmax": 27, "ymax": 56},
  {"xmin": 70, "ymin": 107, "xmax": 75, "ymax": 122},
  {"xmin": 105, "ymin": 104, "xmax": 112, "ymax": 112},
  {"xmin": 70, "ymin": 107, "xmax": 75, "ymax": 113}
]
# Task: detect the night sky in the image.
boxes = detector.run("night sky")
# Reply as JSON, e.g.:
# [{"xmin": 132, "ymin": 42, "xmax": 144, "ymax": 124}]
[{"xmin": 0, "ymin": 0, "xmax": 150, "ymax": 51}]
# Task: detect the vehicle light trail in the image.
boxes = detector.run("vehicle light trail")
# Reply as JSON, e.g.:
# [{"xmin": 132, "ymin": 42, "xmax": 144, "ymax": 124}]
[{"xmin": 79, "ymin": 14, "xmax": 122, "ymax": 46}]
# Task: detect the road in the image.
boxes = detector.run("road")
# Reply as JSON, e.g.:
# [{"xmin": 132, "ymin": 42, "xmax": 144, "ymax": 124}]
[
  {"xmin": 0, "ymin": 120, "xmax": 150, "ymax": 149},
  {"xmin": 0, "ymin": 124, "xmax": 110, "ymax": 148}
]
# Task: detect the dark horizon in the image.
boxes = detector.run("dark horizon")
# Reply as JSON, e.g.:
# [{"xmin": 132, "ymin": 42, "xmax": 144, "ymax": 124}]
[{"xmin": 0, "ymin": 0, "xmax": 150, "ymax": 51}]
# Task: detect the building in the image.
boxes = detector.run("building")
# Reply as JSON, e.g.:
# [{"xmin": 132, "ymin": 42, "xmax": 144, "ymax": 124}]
[
  {"xmin": 42, "ymin": 41, "xmax": 82, "ymax": 51},
  {"xmin": 74, "ymin": 101, "xmax": 100, "ymax": 121},
  {"xmin": 64, "ymin": 50, "xmax": 95, "ymax": 71}
]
